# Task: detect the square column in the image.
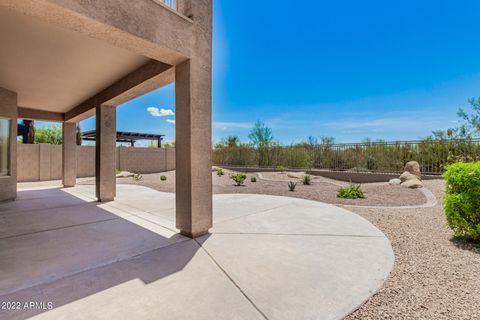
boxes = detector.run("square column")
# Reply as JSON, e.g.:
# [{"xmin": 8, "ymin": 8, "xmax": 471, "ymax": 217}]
[
  {"xmin": 0, "ymin": 87, "xmax": 17, "ymax": 202},
  {"xmin": 62, "ymin": 122, "xmax": 77, "ymax": 187},
  {"xmin": 175, "ymin": 60, "xmax": 213, "ymax": 238},
  {"xmin": 95, "ymin": 104, "xmax": 116, "ymax": 202}
]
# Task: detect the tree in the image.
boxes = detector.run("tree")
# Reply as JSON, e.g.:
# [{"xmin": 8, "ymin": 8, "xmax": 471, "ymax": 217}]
[
  {"xmin": 248, "ymin": 121, "xmax": 274, "ymax": 166},
  {"xmin": 320, "ymin": 136, "xmax": 335, "ymax": 145},
  {"xmin": 430, "ymin": 97, "xmax": 480, "ymax": 140},
  {"xmin": 248, "ymin": 121, "xmax": 273, "ymax": 148},
  {"xmin": 227, "ymin": 135, "xmax": 239, "ymax": 148},
  {"xmin": 35, "ymin": 124, "xmax": 62, "ymax": 144}
]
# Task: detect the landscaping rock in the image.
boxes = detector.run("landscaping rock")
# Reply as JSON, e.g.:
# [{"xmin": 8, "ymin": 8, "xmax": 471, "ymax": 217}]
[
  {"xmin": 404, "ymin": 161, "xmax": 421, "ymax": 179},
  {"xmin": 286, "ymin": 172, "xmax": 306, "ymax": 179},
  {"xmin": 401, "ymin": 178, "xmax": 424, "ymax": 189},
  {"xmin": 399, "ymin": 171, "xmax": 418, "ymax": 182},
  {"xmin": 389, "ymin": 178, "xmax": 402, "ymax": 185},
  {"xmin": 116, "ymin": 171, "xmax": 134, "ymax": 178}
]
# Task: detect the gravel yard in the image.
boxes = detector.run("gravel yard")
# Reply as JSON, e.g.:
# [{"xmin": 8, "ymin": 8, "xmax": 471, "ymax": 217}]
[
  {"xmin": 116, "ymin": 170, "xmax": 428, "ymax": 207},
  {"xmin": 103, "ymin": 169, "xmax": 480, "ymax": 319}
]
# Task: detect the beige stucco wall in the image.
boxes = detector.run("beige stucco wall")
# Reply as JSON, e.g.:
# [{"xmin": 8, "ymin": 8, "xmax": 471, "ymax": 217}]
[
  {"xmin": 0, "ymin": 87, "xmax": 17, "ymax": 201},
  {"xmin": 17, "ymin": 145, "xmax": 175, "ymax": 182}
]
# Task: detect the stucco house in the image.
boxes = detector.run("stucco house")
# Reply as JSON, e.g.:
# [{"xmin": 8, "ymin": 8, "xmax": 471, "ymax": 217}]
[{"xmin": 0, "ymin": 0, "xmax": 213, "ymax": 238}]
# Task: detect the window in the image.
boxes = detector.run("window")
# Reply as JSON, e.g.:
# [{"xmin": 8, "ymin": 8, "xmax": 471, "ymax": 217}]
[{"xmin": 0, "ymin": 118, "xmax": 11, "ymax": 177}]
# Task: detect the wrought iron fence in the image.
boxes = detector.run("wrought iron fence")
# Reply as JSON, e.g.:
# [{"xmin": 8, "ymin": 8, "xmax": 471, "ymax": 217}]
[{"xmin": 213, "ymin": 139, "xmax": 480, "ymax": 175}]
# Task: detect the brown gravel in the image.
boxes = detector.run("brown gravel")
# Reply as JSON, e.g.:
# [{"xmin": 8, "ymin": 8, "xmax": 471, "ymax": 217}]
[
  {"xmin": 109, "ymin": 170, "xmax": 480, "ymax": 319},
  {"xmin": 345, "ymin": 179, "xmax": 480, "ymax": 320},
  {"xmin": 116, "ymin": 170, "xmax": 427, "ymax": 207}
]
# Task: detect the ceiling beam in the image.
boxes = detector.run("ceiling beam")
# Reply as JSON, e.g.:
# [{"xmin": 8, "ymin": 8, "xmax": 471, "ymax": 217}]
[
  {"xmin": 65, "ymin": 60, "xmax": 174, "ymax": 123},
  {"xmin": 18, "ymin": 107, "xmax": 64, "ymax": 122}
]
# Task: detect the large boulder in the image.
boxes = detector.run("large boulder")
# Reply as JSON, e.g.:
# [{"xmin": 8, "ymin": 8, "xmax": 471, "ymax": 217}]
[
  {"xmin": 404, "ymin": 161, "xmax": 421, "ymax": 179},
  {"xmin": 401, "ymin": 178, "xmax": 424, "ymax": 189},
  {"xmin": 399, "ymin": 171, "xmax": 418, "ymax": 182}
]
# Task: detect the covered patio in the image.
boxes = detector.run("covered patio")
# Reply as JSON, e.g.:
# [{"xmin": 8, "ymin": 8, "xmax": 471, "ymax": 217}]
[{"xmin": 0, "ymin": 182, "xmax": 393, "ymax": 320}]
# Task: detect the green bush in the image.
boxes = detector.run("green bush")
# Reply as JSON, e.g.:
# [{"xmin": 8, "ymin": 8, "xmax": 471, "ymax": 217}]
[
  {"xmin": 160, "ymin": 175, "xmax": 167, "ymax": 181},
  {"xmin": 115, "ymin": 169, "xmax": 121, "ymax": 175},
  {"xmin": 288, "ymin": 181, "xmax": 297, "ymax": 191},
  {"xmin": 443, "ymin": 162, "xmax": 480, "ymax": 242},
  {"xmin": 337, "ymin": 183, "xmax": 365, "ymax": 199},
  {"xmin": 251, "ymin": 176, "xmax": 257, "ymax": 183},
  {"xmin": 216, "ymin": 168, "xmax": 224, "ymax": 176},
  {"xmin": 231, "ymin": 172, "xmax": 247, "ymax": 186},
  {"xmin": 302, "ymin": 174, "xmax": 312, "ymax": 185}
]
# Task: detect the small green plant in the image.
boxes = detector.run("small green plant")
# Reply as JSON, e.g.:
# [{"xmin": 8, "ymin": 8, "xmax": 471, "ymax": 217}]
[
  {"xmin": 277, "ymin": 166, "xmax": 286, "ymax": 172},
  {"xmin": 251, "ymin": 176, "xmax": 257, "ymax": 183},
  {"xmin": 231, "ymin": 172, "xmax": 247, "ymax": 186},
  {"xmin": 133, "ymin": 174, "xmax": 143, "ymax": 181},
  {"xmin": 217, "ymin": 168, "xmax": 224, "ymax": 176},
  {"xmin": 337, "ymin": 183, "xmax": 365, "ymax": 199},
  {"xmin": 160, "ymin": 175, "xmax": 167, "ymax": 181},
  {"xmin": 115, "ymin": 169, "xmax": 121, "ymax": 175},
  {"xmin": 288, "ymin": 181, "xmax": 297, "ymax": 191},
  {"xmin": 443, "ymin": 162, "xmax": 480, "ymax": 243},
  {"xmin": 302, "ymin": 174, "xmax": 312, "ymax": 185}
]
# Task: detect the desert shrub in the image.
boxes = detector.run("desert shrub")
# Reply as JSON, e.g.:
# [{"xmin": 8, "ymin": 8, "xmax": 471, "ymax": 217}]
[
  {"xmin": 231, "ymin": 172, "xmax": 247, "ymax": 186},
  {"xmin": 337, "ymin": 183, "xmax": 365, "ymax": 199},
  {"xmin": 160, "ymin": 175, "xmax": 167, "ymax": 181},
  {"xmin": 443, "ymin": 162, "xmax": 480, "ymax": 242},
  {"xmin": 302, "ymin": 174, "xmax": 312, "ymax": 185},
  {"xmin": 115, "ymin": 169, "xmax": 121, "ymax": 175},
  {"xmin": 133, "ymin": 174, "xmax": 143, "ymax": 181},
  {"xmin": 216, "ymin": 168, "xmax": 224, "ymax": 176},
  {"xmin": 288, "ymin": 181, "xmax": 297, "ymax": 191},
  {"xmin": 251, "ymin": 176, "xmax": 257, "ymax": 183},
  {"xmin": 277, "ymin": 166, "xmax": 286, "ymax": 172}
]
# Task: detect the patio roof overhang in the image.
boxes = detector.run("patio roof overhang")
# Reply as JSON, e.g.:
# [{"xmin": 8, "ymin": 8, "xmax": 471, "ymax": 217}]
[{"xmin": 0, "ymin": 6, "xmax": 175, "ymax": 123}]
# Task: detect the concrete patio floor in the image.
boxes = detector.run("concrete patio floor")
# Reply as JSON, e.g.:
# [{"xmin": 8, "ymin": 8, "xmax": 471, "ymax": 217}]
[{"xmin": 0, "ymin": 183, "xmax": 394, "ymax": 320}]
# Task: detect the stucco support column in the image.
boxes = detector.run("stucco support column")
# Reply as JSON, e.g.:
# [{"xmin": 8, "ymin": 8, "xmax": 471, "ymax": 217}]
[
  {"xmin": 62, "ymin": 122, "xmax": 77, "ymax": 187},
  {"xmin": 95, "ymin": 104, "xmax": 116, "ymax": 202},
  {"xmin": 175, "ymin": 59, "xmax": 212, "ymax": 238},
  {"xmin": 0, "ymin": 87, "xmax": 17, "ymax": 202}
]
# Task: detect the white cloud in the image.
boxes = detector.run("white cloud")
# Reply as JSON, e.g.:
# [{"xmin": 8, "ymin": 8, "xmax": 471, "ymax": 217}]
[
  {"xmin": 147, "ymin": 107, "xmax": 175, "ymax": 117},
  {"xmin": 212, "ymin": 121, "xmax": 252, "ymax": 131},
  {"xmin": 166, "ymin": 119, "xmax": 176, "ymax": 125}
]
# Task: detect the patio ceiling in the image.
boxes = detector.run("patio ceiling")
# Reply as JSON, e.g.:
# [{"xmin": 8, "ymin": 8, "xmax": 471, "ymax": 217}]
[{"xmin": 0, "ymin": 7, "xmax": 149, "ymax": 114}]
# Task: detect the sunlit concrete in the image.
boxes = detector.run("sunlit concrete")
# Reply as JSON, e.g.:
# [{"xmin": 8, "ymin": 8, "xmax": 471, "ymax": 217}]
[{"xmin": 0, "ymin": 184, "xmax": 394, "ymax": 320}]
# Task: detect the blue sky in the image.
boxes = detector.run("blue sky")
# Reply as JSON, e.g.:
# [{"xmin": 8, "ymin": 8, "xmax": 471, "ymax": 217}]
[{"xmin": 77, "ymin": 1, "xmax": 480, "ymax": 144}]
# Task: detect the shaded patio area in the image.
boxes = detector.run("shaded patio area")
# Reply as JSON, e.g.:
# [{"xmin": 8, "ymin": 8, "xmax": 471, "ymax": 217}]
[{"xmin": 0, "ymin": 183, "xmax": 394, "ymax": 320}]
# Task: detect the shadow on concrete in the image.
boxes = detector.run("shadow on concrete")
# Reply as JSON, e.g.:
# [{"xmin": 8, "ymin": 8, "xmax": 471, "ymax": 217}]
[{"xmin": 0, "ymin": 187, "xmax": 204, "ymax": 320}]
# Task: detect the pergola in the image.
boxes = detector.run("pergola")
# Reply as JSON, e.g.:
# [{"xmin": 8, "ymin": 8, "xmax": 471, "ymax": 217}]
[{"xmin": 82, "ymin": 130, "xmax": 164, "ymax": 147}]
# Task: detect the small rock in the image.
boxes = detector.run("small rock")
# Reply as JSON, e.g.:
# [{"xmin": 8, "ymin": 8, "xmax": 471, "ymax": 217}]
[
  {"xmin": 404, "ymin": 161, "xmax": 421, "ymax": 179},
  {"xmin": 399, "ymin": 171, "xmax": 418, "ymax": 182},
  {"xmin": 116, "ymin": 171, "xmax": 134, "ymax": 178},
  {"xmin": 401, "ymin": 178, "xmax": 424, "ymax": 189},
  {"xmin": 389, "ymin": 178, "xmax": 401, "ymax": 185}
]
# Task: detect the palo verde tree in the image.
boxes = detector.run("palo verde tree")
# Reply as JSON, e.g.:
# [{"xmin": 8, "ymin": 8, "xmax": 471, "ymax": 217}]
[{"xmin": 248, "ymin": 121, "xmax": 274, "ymax": 167}]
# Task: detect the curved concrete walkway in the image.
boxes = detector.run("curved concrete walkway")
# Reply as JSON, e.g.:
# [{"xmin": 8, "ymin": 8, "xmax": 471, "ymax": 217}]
[{"xmin": 1, "ymin": 184, "xmax": 394, "ymax": 320}]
